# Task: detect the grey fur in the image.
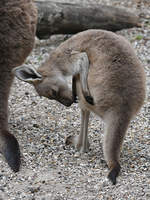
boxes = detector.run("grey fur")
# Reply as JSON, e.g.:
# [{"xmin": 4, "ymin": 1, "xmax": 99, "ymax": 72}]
[
  {"xmin": 13, "ymin": 30, "xmax": 146, "ymax": 184},
  {"xmin": 0, "ymin": 0, "xmax": 37, "ymax": 171}
]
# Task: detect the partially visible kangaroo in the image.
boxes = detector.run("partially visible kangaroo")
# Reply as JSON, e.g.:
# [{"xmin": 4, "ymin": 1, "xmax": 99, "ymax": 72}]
[
  {"xmin": 0, "ymin": 0, "xmax": 37, "ymax": 172},
  {"xmin": 13, "ymin": 30, "xmax": 146, "ymax": 184}
]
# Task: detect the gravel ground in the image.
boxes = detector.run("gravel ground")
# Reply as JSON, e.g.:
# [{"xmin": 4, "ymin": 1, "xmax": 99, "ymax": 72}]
[{"xmin": 0, "ymin": 0, "xmax": 150, "ymax": 199}]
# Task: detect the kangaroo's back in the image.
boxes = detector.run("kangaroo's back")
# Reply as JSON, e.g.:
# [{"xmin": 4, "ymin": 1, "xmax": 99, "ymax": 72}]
[
  {"xmin": 61, "ymin": 30, "xmax": 146, "ymax": 184},
  {"xmin": 59, "ymin": 30, "xmax": 146, "ymax": 116}
]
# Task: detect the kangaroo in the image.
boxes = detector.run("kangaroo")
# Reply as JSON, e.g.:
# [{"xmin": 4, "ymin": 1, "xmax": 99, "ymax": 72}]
[
  {"xmin": 0, "ymin": 0, "xmax": 37, "ymax": 172},
  {"xmin": 13, "ymin": 30, "xmax": 146, "ymax": 184}
]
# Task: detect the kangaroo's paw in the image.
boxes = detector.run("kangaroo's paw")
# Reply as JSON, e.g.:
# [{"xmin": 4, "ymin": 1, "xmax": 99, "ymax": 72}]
[
  {"xmin": 82, "ymin": 91, "xmax": 94, "ymax": 105},
  {"xmin": 0, "ymin": 130, "xmax": 21, "ymax": 172},
  {"xmin": 108, "ymin": 162, "xmax": 121, "ymax": 185},
  {"xmin": 65, "ymin": 135, "xmax": 90, "ymax": 153},
  {"xmin": 85, "ymin": 95, "xmax": 94, "ymax": 105}
]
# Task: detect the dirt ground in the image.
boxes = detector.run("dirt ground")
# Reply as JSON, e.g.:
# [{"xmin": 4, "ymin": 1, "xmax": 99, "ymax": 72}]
[{"xmin": 0, "ymin": 0, "xmax": 149, "ymax": 199}]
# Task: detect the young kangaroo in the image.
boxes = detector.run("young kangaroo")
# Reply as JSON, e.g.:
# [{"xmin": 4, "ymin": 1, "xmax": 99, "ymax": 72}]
[
  {"xmin": 0, "ymin": 0, "xmax": 37, "ymax": 172},
  {"xmin": 13, "ymin": 30, "xmax": 146, "ymax": 184}
]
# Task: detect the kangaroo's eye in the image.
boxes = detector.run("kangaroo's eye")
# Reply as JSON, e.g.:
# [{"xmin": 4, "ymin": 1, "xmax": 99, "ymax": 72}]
[{"xmin": 52, "ymin": 89, "xmax": 57, "ymax": 97}]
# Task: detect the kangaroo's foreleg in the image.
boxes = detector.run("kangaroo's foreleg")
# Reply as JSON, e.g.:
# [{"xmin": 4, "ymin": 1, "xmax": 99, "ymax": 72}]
[
  {"xmin": 72, "ymin": 52, "xmax": 94, "ymax": 105},
  {"xmin": 0, "ymin": 68, "xmax": 20, "ymax": 172},
  {"xmin": 66, "ymin": 109, "xmax": 90, "ymax": 153},
  {"xmin": 103, "ymin": 110, "xmax": 131, "ymax": 185}
]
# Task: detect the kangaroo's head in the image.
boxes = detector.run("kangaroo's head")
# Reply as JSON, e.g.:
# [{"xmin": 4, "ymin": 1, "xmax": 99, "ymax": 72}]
[
  {"xmin": 12, "ymin": 49, "xmax": 90, "ymax": 107},
  {"xmin": 13, "ymin": 65, "xmax": 75, "ymax": 107}
]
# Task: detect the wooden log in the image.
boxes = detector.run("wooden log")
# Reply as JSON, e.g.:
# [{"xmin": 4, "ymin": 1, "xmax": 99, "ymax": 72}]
[{"xmin": 35, "ymin": 0, "xmax": 140, "ymax": 39}]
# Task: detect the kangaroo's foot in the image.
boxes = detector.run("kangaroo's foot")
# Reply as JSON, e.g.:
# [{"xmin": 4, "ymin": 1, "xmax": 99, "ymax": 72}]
[
  {"xmin": 0, "ymin": 130, "xmax": 21, "ymax": 172},
  {"xmin": 65, "ymin": 135, "xmax": 90, "ymax": 153},
  {"xmin": 108, "ymin": 162, "xmax": 121, "ymax": 185}
]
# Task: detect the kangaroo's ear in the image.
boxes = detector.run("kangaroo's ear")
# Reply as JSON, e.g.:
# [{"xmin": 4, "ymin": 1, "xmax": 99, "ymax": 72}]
[{"xmin": 12, "ymin": 66, "xmax": 42, "ymax": 84}]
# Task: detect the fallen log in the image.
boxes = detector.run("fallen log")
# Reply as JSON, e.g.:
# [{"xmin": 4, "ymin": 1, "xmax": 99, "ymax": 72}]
[{"xmin": 35, "ymin": 0, "xmax": 140, "ymax": 39}]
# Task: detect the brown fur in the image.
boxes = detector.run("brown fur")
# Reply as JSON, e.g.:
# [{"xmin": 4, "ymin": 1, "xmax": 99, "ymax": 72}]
[
  {"xmin": 0, "ymin": 0, "xmax": 37, "ymax": 172},
  {"xmin": 13, "ymin": 30, "xmax": 146, "ymax": 184}
]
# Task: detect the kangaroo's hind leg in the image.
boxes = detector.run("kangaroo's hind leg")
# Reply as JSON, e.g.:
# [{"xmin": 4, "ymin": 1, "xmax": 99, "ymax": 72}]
[
  {"xmin": 103, "ymin": 109, "xmax": 131, "ymax": 185},
  {"xmin": 0, "ymin": 69, "xmax": 20, "ymax": 172},
  {"xmin": 66, "ymin": 109, "xmax": 90, "ymax": 153}
]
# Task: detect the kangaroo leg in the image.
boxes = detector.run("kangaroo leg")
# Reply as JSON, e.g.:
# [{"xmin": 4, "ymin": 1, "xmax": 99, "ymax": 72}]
[
  {"xmin": 66, "ymin": 109, "xmax": 90, "ymax": 153},
  {"xmin": 0, "ymin": 69, "xmax": 20, "ymax": 172},
  {"xmin": 72, "ymin": 52, "xmax": 94, "ymax": 105},
  {"xmin": 103, "ymin": 110, "xmax": 131, "ymax": 185}
]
